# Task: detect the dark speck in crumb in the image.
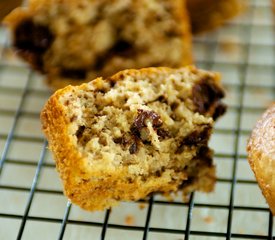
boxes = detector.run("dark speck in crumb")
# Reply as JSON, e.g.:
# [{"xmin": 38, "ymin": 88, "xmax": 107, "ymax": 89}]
[
  {"xmin": 109, "ymin": 80, "xmax": 116, "ymax": 88},
  {"xmin": 171, "ymin": 102, "xmax": 179, "ymax": 110},
  {"xmin": 129, "ymin": 141, "xmax": 138, "ymax": 154},
  {"xmin": 76, "ymin": 126, "xmax": 85, "ymax": 139},
  {"xmin": 157, "ymin": 95, "xmax": 168, "ymax": 104},
  {"xmin": 114, "ymin": 137, "xmax": 123, "ymax": 144},
  {"xmin": 157, "ymin": 128, "xmax": 170, "ymax": 140}
]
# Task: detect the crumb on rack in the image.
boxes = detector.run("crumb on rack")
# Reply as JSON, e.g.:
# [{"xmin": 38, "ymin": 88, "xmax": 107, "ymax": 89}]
[
  {"xmin": 203, "ymin": 215, "xmax": 213, "ymax": 224},
  {"xmin": 138, "ymin": 203, "xmax": 146, "ymax": 210},
  {"xmin": 219, "ymin": 36, "xmax": 240, "ymax": 54},
  {"xmin": 125, "ymin": 214, "xmax": 135, "ymax": 225}
]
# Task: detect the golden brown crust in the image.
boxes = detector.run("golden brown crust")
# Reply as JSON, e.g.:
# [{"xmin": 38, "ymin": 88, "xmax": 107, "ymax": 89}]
[
  {"xmin": 187, "ymin": 0, "xmax": 245, "ymax": 34},
  {"xmin": 247, "ymin": 103, "xmax": 275, "ymax": 215}
]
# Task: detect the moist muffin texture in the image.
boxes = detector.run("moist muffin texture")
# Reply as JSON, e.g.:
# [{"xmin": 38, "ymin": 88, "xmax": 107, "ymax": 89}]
[
  {"xmin": 4, "ymin": 0, "xmax": 192, "ymax": 90},
  {"xmin": 247, "ymin": 103, "xmax": 275, "ymax": 215},
  {"xmin": 41, "ymin": 66, "xmax": 226, "ymax": 211},
  {"xmin": 187, "ymin": 0, "xmax": 244, "ymax": 34}
]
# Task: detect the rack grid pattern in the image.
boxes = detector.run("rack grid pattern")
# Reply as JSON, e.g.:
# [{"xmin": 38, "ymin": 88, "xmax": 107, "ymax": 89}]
[{"xmin": 0, "ymin": 0, "xmax": 275, "ymax": 239}]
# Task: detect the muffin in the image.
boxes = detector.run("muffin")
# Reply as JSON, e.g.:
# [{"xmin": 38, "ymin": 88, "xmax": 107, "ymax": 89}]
[
  {"xmin": 247, "ymin": 103, "xmax": 275, "ymax": 215},
  {"xmin": 4, "ymin": 0, "xmax": 192, "ymax": 89},
  {"xmin": 41, "ymin": 66, "xmax": 226, "ymax": 211}
]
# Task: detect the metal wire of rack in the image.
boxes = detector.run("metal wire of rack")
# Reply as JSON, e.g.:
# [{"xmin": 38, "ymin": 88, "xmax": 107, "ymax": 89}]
[{"xmin": 0, "ymin": 0, "xmax": 274, "ymax": 239}]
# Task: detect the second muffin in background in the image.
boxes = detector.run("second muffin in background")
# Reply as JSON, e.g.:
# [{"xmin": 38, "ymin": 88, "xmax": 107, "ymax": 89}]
[
  {"xmin": 187, "ymin": 0, "xmax": 244, "ymax": 34},
  {"xmin": 4, "ymin": 0, "xmax": 193, "ymax": 90}
]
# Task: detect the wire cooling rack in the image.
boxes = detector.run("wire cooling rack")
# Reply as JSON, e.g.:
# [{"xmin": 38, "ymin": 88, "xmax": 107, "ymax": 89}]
[{"xmin": 0, "ymin": 0, "xmax": 275, "ymax": 239}]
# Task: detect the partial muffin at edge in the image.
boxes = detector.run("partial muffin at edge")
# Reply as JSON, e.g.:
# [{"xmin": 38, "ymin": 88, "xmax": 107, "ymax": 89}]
[{"xmin": 247, "ymin": 103, "xmax": 275, "ymax": 215}]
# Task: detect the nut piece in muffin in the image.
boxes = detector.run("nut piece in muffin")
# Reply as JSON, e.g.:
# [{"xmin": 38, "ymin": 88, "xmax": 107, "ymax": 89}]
[
  {"xmin": 186, "ymin": 0, "xmax": 245, "ymax": 34},
  {"xmin": 247, "ymin": 103, "xmax": 275, "ymax": 215},
  {"xmin": 4, "ymin": 0, "xmax": 192, "ymax": 90},
  {"xmin": 41, "ymin": 66, "xmax": 226, "ymax": 211}
]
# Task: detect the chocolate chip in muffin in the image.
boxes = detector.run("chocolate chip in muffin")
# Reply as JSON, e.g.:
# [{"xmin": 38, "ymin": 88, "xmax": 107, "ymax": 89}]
[
  {"xmin": 131, "ymin": 109, "xmax": 163, "ymax": 134},
  {"xmin": 15, "ymin": 19, "xmax": 53, "ymax": 52},
  {"xmin": 60, "ymin": 68, "xmax": 87, "ymax": 80},
  {"xmin": 212, "ymin": 102, "xmax": 227, "ymax": 120},
  {"xmin": 14, "ymin": 19, "xmax": 53, "ymax": 70},
  {"xmin": 179, "ymin": 146, "xmax": 213, "ymax": 188},
  {"xmin": 111, "ymin": 39, "xmax": 134, "ymax": 57},
  {"xmin": 93, "ymin": 38, "xmax": 135, "ymax": 72},
  {"xmin": 192, "ymin": 77, "xmax": 225, "ymax": 115},
  {"xmin": 196, "ymin": 145, "xmax": 213, "ymax": 167},
  {"xmin": 183, "ymin": 126, "xmax": 211, "ymax": 146},
  {"xmin": 176, "ymin": 126, "xmax": 211, "ymax": 154},
  {"xmin": 130, "ymin": 109, "xmax": 170, "ymax": 144}
]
